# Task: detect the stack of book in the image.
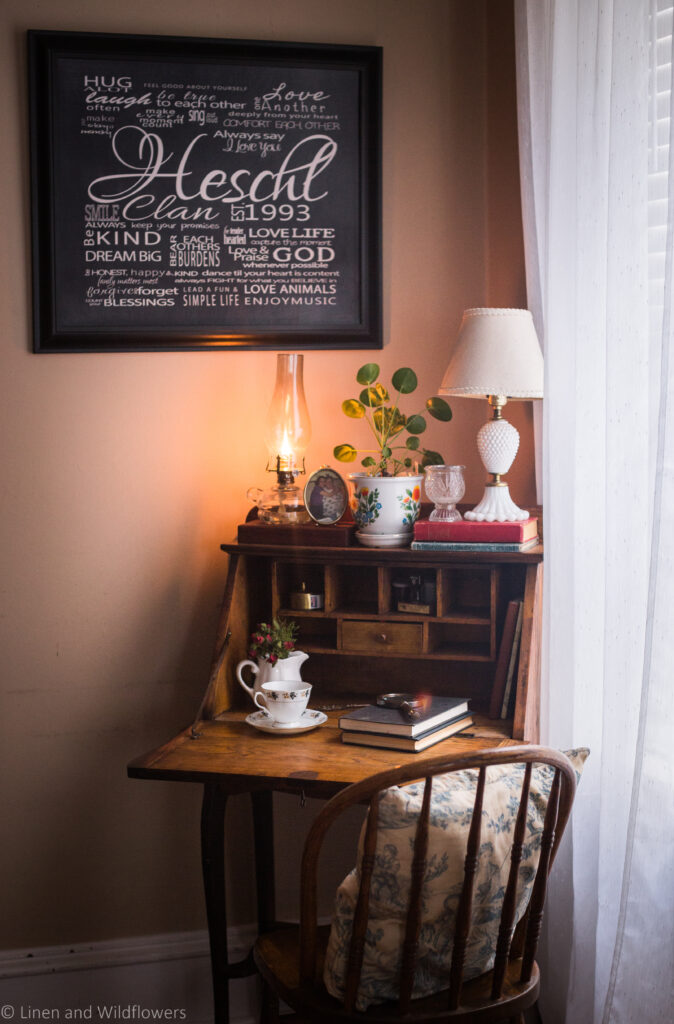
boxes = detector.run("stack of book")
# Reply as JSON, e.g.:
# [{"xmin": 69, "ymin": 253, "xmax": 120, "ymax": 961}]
[
  {"xmin": 411, "ymin": 516, "xmax": 539, "ymax": 552},
  {"xmin": 339, "ymin": 697, "xmax": 473, "ymax": 752}
]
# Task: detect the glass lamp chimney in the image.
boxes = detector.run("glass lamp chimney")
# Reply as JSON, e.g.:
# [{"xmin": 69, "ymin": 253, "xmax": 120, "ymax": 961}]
[{"xmin": 264, "ymin": 353, "xmax": 311, "ymax": 480}]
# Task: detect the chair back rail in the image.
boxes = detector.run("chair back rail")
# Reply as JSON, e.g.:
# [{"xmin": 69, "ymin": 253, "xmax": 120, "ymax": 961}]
[
  {"xmin": 398, "ymin": 773, "xmax": 434, "ymax": 1012},
  {"xmin": 343, "ymin": 795, "xmax": 380, "ymax": 1012},
  {"xmin": 490, "ymin": 761, "xmax": 533, "ymax": 997},
  {"xmin": 520, "ymin": 767, "xmax": 561, "ymax": 983},
  {"xmin": 299, "ymin": 745, "xmax": 576, "ymax": 1011},
  {"xmin": 447, "ymin": 765, "xmax": 486, "ymax": 1010}
]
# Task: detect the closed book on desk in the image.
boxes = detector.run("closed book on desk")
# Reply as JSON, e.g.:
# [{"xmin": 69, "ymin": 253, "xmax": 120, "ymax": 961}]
[
  {"xmin": 411, "ymin": 538, "xmax": 539, "ymax": 553},
  {"xmin": 341, "ymin": 715, "xmax": 474, "ymax": 752},
  {"xmin": 414, "ymin": 517, "xmax": 538, "ymax": 544},
  {"xmin": 338, "ymin": 696, "xmax": 470, "ymax": 737}
]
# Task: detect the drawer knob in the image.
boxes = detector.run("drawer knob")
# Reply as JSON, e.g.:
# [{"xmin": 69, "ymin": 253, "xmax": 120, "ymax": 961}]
[{"xmin": 377, "ymin": 632, "xmax": 392, "ymax": 644}]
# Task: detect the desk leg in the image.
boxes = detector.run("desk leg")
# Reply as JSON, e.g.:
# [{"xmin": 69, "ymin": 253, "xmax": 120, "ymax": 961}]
[
  {"xmin": 251, "ymin": 790, "xmax": 278, "ymax": 1024},
  {"xmin": 201, "ymin": 784, "xmax": 230, "ymax": 1024},
  {"xmin": 251, "ymin": 790, "xmax": 275, "ymax": 932}
]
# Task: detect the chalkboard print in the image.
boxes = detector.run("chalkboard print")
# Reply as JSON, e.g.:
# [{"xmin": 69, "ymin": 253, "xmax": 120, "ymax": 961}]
[{"xmin": 28, "ymin": 31, "xmax": 381, "ymax": 352}]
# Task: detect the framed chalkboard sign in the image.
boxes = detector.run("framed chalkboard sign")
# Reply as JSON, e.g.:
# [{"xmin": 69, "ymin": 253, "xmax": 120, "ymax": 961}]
[{"xmin": 28, "ymin": 31, "xmax": 381, "ymax": 352}]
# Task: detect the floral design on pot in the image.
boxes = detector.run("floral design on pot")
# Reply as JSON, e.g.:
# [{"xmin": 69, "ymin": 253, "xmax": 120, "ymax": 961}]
[
  {"xmin": 398, "ymin": 484, "xmax": 421, "ymax": 526},
  {"xmin": 352, "ymin": 486, "xmax": 382, "ymax": 527}
]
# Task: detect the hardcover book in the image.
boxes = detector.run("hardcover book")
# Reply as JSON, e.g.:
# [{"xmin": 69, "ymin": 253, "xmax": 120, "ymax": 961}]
[
  {"xmin": 500, "ymin": 602, "xmax": 524, "ymax": 719},
  {"xmin": 489, "ymin": 600, "xmax": 522, "ymax": 719},
  {"xmin": 410, "ymin": 537, "xmax": 539, "ymax": 553},
  {"xmin": 413, "ymin": 517, "xmax": 539, "ymax": 543},
  {"xmin": 341, "ymin": 714, "xmax": 474, "ymax": 752},
  {"xmin": 338, "ymin": 696, "xmax": 470, "ymax": 737}
]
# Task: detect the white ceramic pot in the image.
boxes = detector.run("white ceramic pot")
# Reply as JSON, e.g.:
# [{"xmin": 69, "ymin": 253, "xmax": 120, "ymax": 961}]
[
  {"xmin": 235, "ymin": 650, "xmax": 309, "ymax": 704},
  {"xmin": 349, "ymin": 474, "xmax": 424, "ymax": 548}
]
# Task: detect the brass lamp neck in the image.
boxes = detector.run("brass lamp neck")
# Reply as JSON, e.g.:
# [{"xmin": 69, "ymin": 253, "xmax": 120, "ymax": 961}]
[
  {"xmin": 487, "ymin": 394, "xmax": 508, "ymax": 420},
  {"xmin": 274, "ymin": 455, "xmax": 296, "ymax": 486}
]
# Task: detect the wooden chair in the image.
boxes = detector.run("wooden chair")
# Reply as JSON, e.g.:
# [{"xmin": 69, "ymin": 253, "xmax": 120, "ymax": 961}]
[{"xmin": 253, "ymin": 745, "xmax": 578, "ymax": 1024}]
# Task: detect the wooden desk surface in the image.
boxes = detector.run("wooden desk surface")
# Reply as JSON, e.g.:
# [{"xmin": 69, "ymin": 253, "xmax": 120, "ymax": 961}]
[{"xmin": 127, "ymin": 711, "xmax": 517, "ymax": 796}]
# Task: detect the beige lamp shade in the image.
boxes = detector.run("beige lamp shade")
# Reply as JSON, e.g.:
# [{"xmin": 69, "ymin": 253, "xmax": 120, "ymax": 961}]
[{"xmin": 439, "ymin": 308, "xmax": 543, "ymax": 399}]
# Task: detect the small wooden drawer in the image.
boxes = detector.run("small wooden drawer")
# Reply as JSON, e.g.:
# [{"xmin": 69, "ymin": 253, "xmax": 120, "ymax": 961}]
[{"xmin": 341, "ymin": 620, "xmax": 423, "ymax": 655}]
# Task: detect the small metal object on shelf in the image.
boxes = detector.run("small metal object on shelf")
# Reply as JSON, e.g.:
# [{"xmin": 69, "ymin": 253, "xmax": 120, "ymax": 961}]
[
  {"xmin": 394, "ymin": 574, "xmax": 435, "ymax": 615},
  {"xmin": 290, "ymin": 582, "xmax": 324, "ymax": 610}
]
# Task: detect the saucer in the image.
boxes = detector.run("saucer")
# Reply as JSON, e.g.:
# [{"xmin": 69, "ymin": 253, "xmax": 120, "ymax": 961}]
[
  {"xmin": 355, "ymin": 530, "xmax": 412, "ymax": 548},
  {"xmin": 245, "ymin": 709, "xmax": 327, "ymax": 735}
]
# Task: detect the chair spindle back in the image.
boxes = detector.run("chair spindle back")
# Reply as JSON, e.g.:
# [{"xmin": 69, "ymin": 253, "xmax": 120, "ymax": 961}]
[{"xmin": 299, "ymin": 746, "xmax": 576, "ymax": 1014}]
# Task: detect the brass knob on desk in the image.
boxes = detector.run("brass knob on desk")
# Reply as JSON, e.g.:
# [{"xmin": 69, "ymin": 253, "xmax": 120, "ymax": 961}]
[{"xmin": 377, "ymin": 632, "xmax": 392, "ymax": 644}]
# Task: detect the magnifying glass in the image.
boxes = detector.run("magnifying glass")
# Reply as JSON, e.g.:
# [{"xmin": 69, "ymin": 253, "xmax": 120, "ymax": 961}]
[{"xmin": 376, "ymin": 693, "xmax": 430, "ymax": 721}]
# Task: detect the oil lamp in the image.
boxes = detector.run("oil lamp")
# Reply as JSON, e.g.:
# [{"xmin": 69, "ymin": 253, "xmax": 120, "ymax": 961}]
[{"xmin": 248, "ymin": 353, "xmax": 312, "ymax": 524}]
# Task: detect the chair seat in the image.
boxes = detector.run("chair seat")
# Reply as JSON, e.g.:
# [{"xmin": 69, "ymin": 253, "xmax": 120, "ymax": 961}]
[{"xmin": 254, "ymin": 925, "xmax": 540, "ymax": 1024}]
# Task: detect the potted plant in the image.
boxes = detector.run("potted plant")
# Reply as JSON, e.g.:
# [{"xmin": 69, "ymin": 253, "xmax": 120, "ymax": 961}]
[{"xmin": 334, "ymin": 364, "xmax": 452, "ymax": 547}]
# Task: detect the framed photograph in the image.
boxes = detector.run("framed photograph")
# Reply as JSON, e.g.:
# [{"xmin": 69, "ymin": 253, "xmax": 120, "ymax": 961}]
[
  {"xmin": 28, "ymin": 31, "xmax": 382, "ymax": 353},
  {"xmin": 304, "ymin": 467, "xmax": 349, "ymax": 525}
]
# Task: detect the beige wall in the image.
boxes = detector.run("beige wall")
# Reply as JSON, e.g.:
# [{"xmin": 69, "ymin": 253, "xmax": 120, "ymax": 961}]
[{"xmin": 0, "ymin": 0, "xmax": 531, "ymax": 949}]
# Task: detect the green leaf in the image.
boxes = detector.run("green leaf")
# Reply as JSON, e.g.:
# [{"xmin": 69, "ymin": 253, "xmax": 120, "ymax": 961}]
[
  {"xmin": 404, "ymin": 458, "xmax": 413, "ymax": 468},
  {"xmin": 361, "ymin": 456, "xmax": 376, "ymax": 467},
  {"xmin": 374, "ymin": 407, "xmax": 406, "ymax": 438},
  {"xmin": 382, "ymin": 446, "xmax": 392, "ymax": 458},
  {"xmin": 421, "ymin": 449, "xmax": 445, "ymax": 467},
  {"xmin": 392, "ymin": 367, "xmax": 418, "ymax": 394},
  {"xmin": 426, "ymin": 396, "xmax": 452, "ymax": 421},
  {"xmin": 342, "ymin": 399, "xmax": 365, "ymax": 418},
  {"xmin": 405, "ymin": 436, "xmax": 420, "ymax": 450},
  {"xmin": 356, "ymin": 363, "xmax": 380, "ymax": 385},
  {"xmin": 406, "ymin": 414, "xmax": 427, "ymax": 435},
  {"xmin": 334, "ymin": 444, "xmax": 357, "ymax": 463},
  {"xmin": 359, "ymin": 383, "xmax": 389, "ymax": 407}
]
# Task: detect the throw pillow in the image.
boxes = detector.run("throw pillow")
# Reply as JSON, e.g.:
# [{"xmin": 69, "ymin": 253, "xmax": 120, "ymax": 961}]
[{"xmin": 323, "ymin": 748, "xmax": 589, "ymax": 1010}]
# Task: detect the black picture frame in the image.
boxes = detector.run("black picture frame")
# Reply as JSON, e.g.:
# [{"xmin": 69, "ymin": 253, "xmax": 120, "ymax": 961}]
[{"xmin": 28, "ymin": 30, "xmax": 382, "ymax": 353}]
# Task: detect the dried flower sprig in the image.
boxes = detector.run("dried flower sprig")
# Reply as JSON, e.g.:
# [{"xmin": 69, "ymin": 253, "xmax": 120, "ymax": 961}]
[{"xmin": 247, "ymin": 618, "xmax": 298, "ymax": 664}]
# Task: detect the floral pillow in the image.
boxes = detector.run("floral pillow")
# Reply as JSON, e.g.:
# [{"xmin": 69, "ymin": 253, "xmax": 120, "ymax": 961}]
[{"xmin": 323, "ymin": 749, "xmax": 589, "ymax": 1010}]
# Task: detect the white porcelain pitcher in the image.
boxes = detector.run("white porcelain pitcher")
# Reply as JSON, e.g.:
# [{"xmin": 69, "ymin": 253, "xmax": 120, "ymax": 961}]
[{"xmin": 236, "ymin": 649, "xmax": 309, "ymax": 703}]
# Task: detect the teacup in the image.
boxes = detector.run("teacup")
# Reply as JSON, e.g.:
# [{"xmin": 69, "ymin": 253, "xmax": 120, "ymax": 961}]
[{"xmin": 253, "ymin": 681, "xmax": 312, "ymax": 726}]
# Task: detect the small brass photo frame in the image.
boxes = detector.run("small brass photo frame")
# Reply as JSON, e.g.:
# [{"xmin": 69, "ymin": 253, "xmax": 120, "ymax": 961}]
[{"xmin": 304, "ymin": 467, "xmax": 349, "ymax": 525}]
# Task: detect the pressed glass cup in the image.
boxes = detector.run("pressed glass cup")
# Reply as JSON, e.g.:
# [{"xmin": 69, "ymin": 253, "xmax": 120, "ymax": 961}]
[{"xmin": 424, "ymin": 465, "xmax": 466, "ymax": 521}]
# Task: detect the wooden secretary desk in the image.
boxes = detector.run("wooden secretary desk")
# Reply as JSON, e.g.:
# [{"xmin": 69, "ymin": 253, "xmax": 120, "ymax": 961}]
[{"xmin": 128, "ymin": 529, "xmax": 543, "ymax": 1022}]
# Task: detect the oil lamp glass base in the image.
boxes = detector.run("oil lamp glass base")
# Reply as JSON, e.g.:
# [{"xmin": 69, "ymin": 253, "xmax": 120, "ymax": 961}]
[{"xmin": 247, "ymin": 482, "xmax": 311, "ymax": 525}]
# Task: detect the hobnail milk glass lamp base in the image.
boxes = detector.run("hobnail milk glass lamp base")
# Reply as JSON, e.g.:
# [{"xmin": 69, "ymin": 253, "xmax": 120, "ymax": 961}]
[
  {"xmin": 464, "ymin": 485, "xmax": 529, "ymax": 522},
  {"xmin": 464, "ymin": 412, "xmax": 528, "ymax": 522}
]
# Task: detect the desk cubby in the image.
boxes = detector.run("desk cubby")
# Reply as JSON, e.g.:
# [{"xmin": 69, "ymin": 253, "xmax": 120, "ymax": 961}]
[{"xmin": 211, "ymin": 538, "xmax": 543, "ymax": 741}]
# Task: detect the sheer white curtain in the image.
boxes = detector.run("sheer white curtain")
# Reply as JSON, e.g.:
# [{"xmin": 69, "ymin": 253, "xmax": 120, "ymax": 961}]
[{"xmin": 514, "ymin": 1, "xmax": 674, "ymax": 1021}]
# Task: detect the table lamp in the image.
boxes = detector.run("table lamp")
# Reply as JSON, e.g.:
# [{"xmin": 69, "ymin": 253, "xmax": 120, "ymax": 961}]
[{"xmin": 438, "ymin": 308, "xmax": 543, "ymax": 522}]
